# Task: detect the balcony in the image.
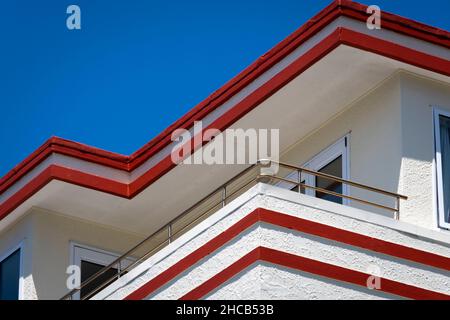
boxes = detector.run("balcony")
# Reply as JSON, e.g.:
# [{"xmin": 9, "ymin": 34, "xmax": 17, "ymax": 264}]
[{"xmin": 61, "ymin": 159, "xmax": 407, "ymax": 300}]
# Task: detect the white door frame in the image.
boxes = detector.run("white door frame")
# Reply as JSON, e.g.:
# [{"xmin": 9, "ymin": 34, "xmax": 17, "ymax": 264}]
[
  {"xmin": 281, "ymin": 134, "xmax": 350, "ymax": 204},
  {"xmin": 303, "ymin": 134, "xmax": 350, "ymax": 204},
  {"xmin": 433, "ymin": 107, "xmax": 450, "ymax": 230},
  {"xmin": 69, "ymin": 242, "xmax": 134, "ymax": 300}
]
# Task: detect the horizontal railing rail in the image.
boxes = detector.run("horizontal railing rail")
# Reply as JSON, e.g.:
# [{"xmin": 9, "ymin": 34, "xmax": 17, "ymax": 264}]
[{"xmin": 60, "ymin": 159, "xmax": 407, "ymax": 300}]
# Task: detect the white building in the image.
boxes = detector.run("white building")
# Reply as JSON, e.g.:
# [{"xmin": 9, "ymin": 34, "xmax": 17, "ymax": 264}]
[{"xmin": 0, "ymin": 0, "xmax": 449, "ymax": 300}]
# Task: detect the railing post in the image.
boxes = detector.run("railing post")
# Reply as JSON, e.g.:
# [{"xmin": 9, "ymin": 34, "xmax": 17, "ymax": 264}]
[
  {"xmin": 117, "ymin": 261, "xmax": 122, "ymax": 280},
  {"xmin": 297, "ymin": 169, "xmax": 301, "ymax": 193},
  {"xmin": 258, "ymin": 159, "xmax": 273, "ymax": 184},
  {"xmin": 394, "ymin": 196, "xmax": 400, "ymax": 220},
  {"xmin": 222, "ymin": 186, "xmax": 227, "ymax": 208},
  {"xmin": 168, "ymin": 223, "xmax": 173, "ymax": 244}
]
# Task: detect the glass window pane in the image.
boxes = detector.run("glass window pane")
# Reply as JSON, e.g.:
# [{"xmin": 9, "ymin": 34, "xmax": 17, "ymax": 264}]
[
  {"xmin": 316, "ymin": 156, "xmax": 343, "ymax": 204},
  {"xmin": 80, "ymin": 260, "xmax": 119, "ymax": 299},
  {"xmin": 439, "ymin": 115, "xmax": 450, "ymax": 223},
  {"xmin": 290, "ymin": 180, "xmax": 305, "ymax": 194},
  {"xmin": 0, "ymin": 249, "xmax": 20, "ymax": 300}
]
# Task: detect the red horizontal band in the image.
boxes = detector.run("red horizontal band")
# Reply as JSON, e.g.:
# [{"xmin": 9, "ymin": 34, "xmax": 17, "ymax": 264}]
[
  {"xmin": 0, "ymin": 165, "xmax": 130, "ymax": 221},
  {"xmin": 180, "ymin": 246, "xmax": 450, "ymax": 300},
  {"xmin": 339, "ymin": 28, "xmax": 450, "ymax": 77},
  {"xmin": 125, "ymin": 208, "xmax": 450, "ymax": 300},
  {"xmin": 259, "ymin": 209, "xmax": 450, "ymax": 272}
]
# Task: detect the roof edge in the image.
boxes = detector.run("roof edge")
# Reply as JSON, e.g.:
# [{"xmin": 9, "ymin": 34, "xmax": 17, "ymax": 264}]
[{"xmin": 1, "ymin": 0, "xmax": 449, "ymax": 195}]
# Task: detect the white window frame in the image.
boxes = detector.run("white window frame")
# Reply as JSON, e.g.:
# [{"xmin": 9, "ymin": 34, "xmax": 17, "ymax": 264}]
[
  {"xmin": 433, "ymin": 107, "xmax": 450, "ymax": 230},
  {"xmin": 281, "ymin": 134, "xmax": 350, "ymax": 204},
  {"xmin": 0, "ymin": 241, "xmax": 25, "ymax": 300},
  {"xmin": 69, "ymin": 242, "xmax": 134, "ymax": 300}
]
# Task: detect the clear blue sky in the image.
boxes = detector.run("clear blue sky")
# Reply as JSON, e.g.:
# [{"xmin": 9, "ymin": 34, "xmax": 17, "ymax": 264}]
[{"xmin": 1, "ymin": 0, "xmax": 449, "ymax": 176}]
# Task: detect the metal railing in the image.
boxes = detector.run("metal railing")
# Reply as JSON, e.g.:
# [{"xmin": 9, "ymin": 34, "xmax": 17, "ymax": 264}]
[{"xmin": 60, "ymin": 159, "xmax": 407, "ymax": 300}]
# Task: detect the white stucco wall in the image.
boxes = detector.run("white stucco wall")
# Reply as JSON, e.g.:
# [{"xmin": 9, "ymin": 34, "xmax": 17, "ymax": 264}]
[
  {"xmin": 399, "ymin": 73, "xmax": 450, "ymax": 229},
  {"xmin": 95, "ymin": 184, "xmax": 450, "ymax": 300},
  {"xmin": 0, "ymin": 207, "xmax": 144, "ymax": 299},
  {"xmin": 280, "ymin": 72, "xmax": 402, "ymax": 217},
  {"xmin": 0, "ymin": 212, "xmax": 35, "ymax": 299},
  {"xmin": 280, "ymin": 71, "xmax": 450, "ymax": 230}
]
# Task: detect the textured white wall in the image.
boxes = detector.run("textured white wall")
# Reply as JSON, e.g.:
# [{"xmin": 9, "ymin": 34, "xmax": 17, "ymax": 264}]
[
  {"xmin": 0, "ymin": 213, "xmax": 36, "ymax": 299},
  {"xmin": 399, "ymin": 73, "xmax": 450, "ymax": 229},
  {"xmin": 280, "ymin": 73, "xmax": 402, "ymax": 217},
  {"xmin": 281, "ymin": 72, "xmax": 450, "ymax": 230},
  {"xmin": 0, "ymin": 207, "xmax": 144, "ymax": 299}
]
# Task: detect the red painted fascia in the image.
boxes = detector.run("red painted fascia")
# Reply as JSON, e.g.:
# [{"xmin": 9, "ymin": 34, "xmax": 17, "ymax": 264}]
[
  {"xmin": 0, "ymin": 165, "xmax": 130, "ymax": 221},
  {"xmin": 0, "ymin": 137, "xmax": 129, "ymax": 195},
  {"xmin": 338, "ymin": 0, "xmax": 450, "ymax": 49},
  {"xmin": 1, "ymin": 0, "xmax": 449, "ymax": 201},
  {"xmin": 125, "ymin": 208, "xmax": 450, "ymax": 300},
  {"xmin": 339, "ymin": 28, "xmax": 450, "ymax": 76}
]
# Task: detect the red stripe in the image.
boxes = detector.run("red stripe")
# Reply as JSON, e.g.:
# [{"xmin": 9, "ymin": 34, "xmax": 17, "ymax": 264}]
[
  {"xmin": 180, "ymin": 247, "xmax": 450, "ymax": 300},
  {"xmin": 180, "ymin": 248, "xmax": 262, "ymax": 300},
  {"xmin": 124, "ymin": 211, "xmax": 260, "ymax": 300},
  {"xmin": 124, "ymin": 208, "xmax": 450, "ymax": 300},
  {"xmin": 338, "ymin": 0, "xmax": 450, "ymax": 48},
  {"xmin": 0, "ymin": 165, "xmax": 129, "ymax": 221},
  {"xmin": 339, "ymin": 28, "xmax": 450, "ymax": 77},
  {"xmin": 259, "ymin": 209, "xmax": 450, "ymax": 272}
]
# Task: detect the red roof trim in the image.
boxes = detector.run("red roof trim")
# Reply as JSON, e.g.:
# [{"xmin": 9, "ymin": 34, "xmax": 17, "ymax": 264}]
[
  {"xmin": 180, "ymin": 247, "xmax": 450, "ymax": 300},
  {"xmin": 0, "ymin": 138, "xmax": 129, "ymax": 195},
  {"xmin": 0, "ymin": 165, "xmax": 129, "ymax": 221},
  {"xmin": 339, "ymin": 0, "xmax": 450, "ymax": 48},
  {"xmin": 124, "ymin": 208, "xmax": 450, "ymax": 300},
  {"xmin": 1, "ymin": 27, "xmax": 449, "ymax": 221},
  {"xmin": 1, "ymin": 0, "xmax": 449, "ymax": 198}
]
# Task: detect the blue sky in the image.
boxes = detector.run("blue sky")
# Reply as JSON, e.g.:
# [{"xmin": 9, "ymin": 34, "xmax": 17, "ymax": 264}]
[{"xmin": 0, "ymin": 0, "xmax": 449, "ymax": 176}]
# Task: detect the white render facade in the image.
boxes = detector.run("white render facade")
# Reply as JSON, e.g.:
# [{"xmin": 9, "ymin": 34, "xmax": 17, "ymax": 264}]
[
  {"xmin": 95, "ymin": 184, "xmax": 450, "ymax": 300},
  {"xmin": 0, "ymin": 1, "xmax": 449, "ymax": 300}
]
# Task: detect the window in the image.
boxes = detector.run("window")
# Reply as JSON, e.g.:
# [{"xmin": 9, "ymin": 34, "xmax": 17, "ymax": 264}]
[
  {"xmin": 0, "ymin": 246, "xmax": 22, "ymax": 300},
  {"xmin": 434, "ymin": 108, "xmax": 450, "ymax": 229},
  {"xmin": 71, "ymin": 243, "xmax": 134, "ymax": 299},
  {"xmin": 315, "ymin": 155, "xmax": 343, "ymax": 204},
  {"xmin": 303, "ymin": 136, "xmax": 348, "ymax": 204},
  {"xmin": 284, "ymin": 135, "xmax": 349, "ymax": 205},
  {"xmin": 80, "ymin": 260, "xmax": 120, "ymax": 299}
]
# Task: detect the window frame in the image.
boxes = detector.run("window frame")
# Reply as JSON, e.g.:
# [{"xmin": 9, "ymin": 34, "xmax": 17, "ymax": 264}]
[
  {"xmin": 302, "ymin": 135, "xmax": 350, "ymax": 204},
  {"xmin": 0, "ymin": 241, "xmax": 24, "ymax": 300},
  {"xmin": 433, "ymin": 107, "xmax": 450, "ymax": 230},
  {"xmin": 281, "ymin": 134, "xmax": 350, "ymax": 204},
  {"xmin": 69, "ymin": 242, "xmax": 134, "ymax": 300}
]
